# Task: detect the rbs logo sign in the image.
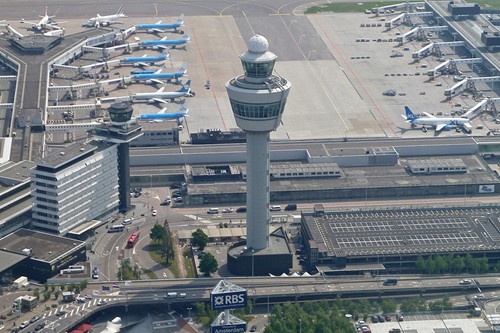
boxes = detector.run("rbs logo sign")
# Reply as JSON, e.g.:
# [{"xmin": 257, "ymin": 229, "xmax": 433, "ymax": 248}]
[{"xmin": 211, "ymin": 291, "xmax": 247, "ymax": 310}]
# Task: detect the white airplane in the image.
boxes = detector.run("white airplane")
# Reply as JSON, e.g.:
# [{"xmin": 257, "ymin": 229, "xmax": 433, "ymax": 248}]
[
  {"xmin": 402, "ymin": 106, "xmax": 471, "ymax": 132},
  {"xmin": 21, "ymin": 7, "xmax": 63, "ymax": 31},
  {"xmin": 132, "ymin": 80, "xmax": 192, "ymax": 104},
  {"xmin": 84, "ymin": 5, "xmax": 126, "ymax": 28}
]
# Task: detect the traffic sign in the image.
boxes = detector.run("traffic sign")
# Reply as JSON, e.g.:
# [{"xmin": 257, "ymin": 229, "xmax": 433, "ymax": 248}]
[{"xmin": 210, "ymin": 323, "xmax": 246, "ymax": 333}]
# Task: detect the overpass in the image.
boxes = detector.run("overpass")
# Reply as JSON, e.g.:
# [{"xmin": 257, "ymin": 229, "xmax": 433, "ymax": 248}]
[{"xmin": 56, "ymin": 274, "xmax": 497, "ymax": 332}]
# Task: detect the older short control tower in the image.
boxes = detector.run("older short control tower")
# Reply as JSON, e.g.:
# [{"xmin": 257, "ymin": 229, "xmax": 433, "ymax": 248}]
[{"xmin": 226, "ymin": 35, "xmax": 291, "ymax": 253}]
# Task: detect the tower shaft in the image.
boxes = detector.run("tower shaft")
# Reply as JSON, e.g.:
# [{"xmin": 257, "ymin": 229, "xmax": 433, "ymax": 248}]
[{"xmin": 246, "ymin": 131, "xmax": 270, "ymax": 250}]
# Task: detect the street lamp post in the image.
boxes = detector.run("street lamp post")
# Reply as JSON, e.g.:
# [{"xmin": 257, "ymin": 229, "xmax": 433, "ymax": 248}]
[
  {"xmin": 187, "ymin": 307, "xmax": 192, "ymax": 322},
  {"xmin": 251, "ymin": 248, "xmax": 255, "ymax": 277},
  {"xmin": 299, "ymin": 318, "xmax": 302, "ymax": 333}
]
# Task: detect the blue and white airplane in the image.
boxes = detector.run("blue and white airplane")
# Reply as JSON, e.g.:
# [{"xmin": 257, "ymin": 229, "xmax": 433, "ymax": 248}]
[
  {"xmin": 120, "ymin": 54, "xmax": 168, "ymax": 67},
  {"xmin": 135, "ymin": 14, "xmax": 184, "ymax": 34},
  {"xmin": 139, "ymin": 35, "xmax": 190, "ymax": 50},
  {"xmin": 132, "ymin": 80, "xmax": 192, "ymax": 104},
  {"xmin": 132, "ymin": 67, "xmax": 187, "ymax": 85},
  {"xmin": 138, "ymin": 106, "xmax": 189, "ymax": 121},
  {"xmin": 402, "ymin": 106, "xmax": 471, "ymax": 132}
]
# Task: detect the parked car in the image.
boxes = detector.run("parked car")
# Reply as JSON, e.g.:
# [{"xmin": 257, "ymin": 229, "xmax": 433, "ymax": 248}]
[
  {"xmin": 377, "ymin": 315, "xmax": 385, "ymax": 322},
  {"xmin": 385, "ymin": 315, "xmax": 392, "ymax": 321},
  {"xmin": 222, "ymin": 208, "xmax": 233, "ymax": 213},
  {"xmin": 97, "ymin": 299, "xmax": 107, "ymax": 306},
  {"xmin": 34, "ymin": 322, "xmax": 45, "ymax": 331},
  {"xmin": 152, "ymin": 210, "xmax": 157, "ymax": 216},
  {"xmin": 56, "ymin": 310, "xmax": 66, "ymax": 316},
  {"xmin": 19, "ymin": 321, "xmax": 30, "ymax": 329},
  {"xmin": 371, "ymin": 315, "xmax": 379, "ymax": 323},
  {"xmin": 236, "ymin": 207, "xmax": 247, "ymax": 213},
  {"xmin": 173, "ymin": 197, "xmax": 183, "ymax": 203},
  {"xmin": 30, "ymin": 315, "xmax": 41, "ymax": 323}
]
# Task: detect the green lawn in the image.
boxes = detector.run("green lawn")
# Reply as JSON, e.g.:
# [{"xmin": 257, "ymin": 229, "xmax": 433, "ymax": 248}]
[{"xmin": 305, "ymin": 1, "xmax": 500, "ymax": 13}]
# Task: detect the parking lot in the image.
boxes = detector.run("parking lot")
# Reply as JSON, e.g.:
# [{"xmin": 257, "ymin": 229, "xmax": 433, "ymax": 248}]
[{"xmin": 316, "ymin": 207, "xmax": 500, "ymax": 257}]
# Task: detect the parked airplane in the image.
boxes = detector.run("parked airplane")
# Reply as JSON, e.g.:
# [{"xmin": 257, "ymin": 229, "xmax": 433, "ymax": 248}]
[
  {"xmin": 135, "ymin": 14, "xmax": 184, "ymax": 34},
  {"xmin": 132, "ymin": 80, "xmax": 192, "ymax": 104},
  {"xmin": 120, "ymin": 54, "xmax": 167, "ymax": 67},
  {"xmin": 83, "ymin": 4, "xmax": 126, "ymax": 28},
  {"xmin": 132, "ymin": 67, "xmax": 187, "ymax": 84},
  {"xmin": 402, "ymin": 106, "xmax": 471, "ymax": 132},
  {"xmin": 21, "ymin": 7, "xmax": 63, "ymax": 31},
  {"xmin": 138, "ymin": 106, "xmax": 189, "ymax": 121},
  {"xmin": 139, "ymin": 35, "xmax": 190, "ymax": 50}
]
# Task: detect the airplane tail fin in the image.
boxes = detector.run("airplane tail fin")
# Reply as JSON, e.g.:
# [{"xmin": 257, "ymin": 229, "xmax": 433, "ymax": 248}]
[
  {"xmin": 116, "ymin": 4, "xmax": 125, "ymax": 15},
  {"xmin": 404, "ymin": 106, "xmax": 417, "ymax": 121},
  {"xmin": 45, "ymin": 6, "xmax": 48, "ymax": 17},
  {"xmin": 179, "ymin": 80, "xmax": 191, "ymax": 93},
  {"xmin": 177, "ymin": 14, "xmax": 184, "ymax": 24}
]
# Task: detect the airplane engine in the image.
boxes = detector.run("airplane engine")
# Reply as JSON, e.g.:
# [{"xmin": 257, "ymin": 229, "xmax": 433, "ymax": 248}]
[
  {"xmin": 145, "ymin": 80, "xmax": 154, "ymax": 85},
  {"xmin": 147, "ymin": 99, "xmax": 155, "ymax": 104},
  {"xmin": 101, "ymin": 22, "xmax": 109, "ymax": 27},
  {"xmin": 443, "ymin": 125, "xmax": 452, "ymax": 131}
]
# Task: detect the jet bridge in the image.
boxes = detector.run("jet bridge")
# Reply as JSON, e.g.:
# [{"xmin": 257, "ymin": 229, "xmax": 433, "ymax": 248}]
[
  {"xmin": 0, "ymin": 24, "xmax": 24, "ymax": 38},
  {"xmin": 0, "ymin": 103, "xmax": 13, "ymax": 109},
  {"xmin": 445, "ymin": 76, "xmax": 500, "ymax": 97},
  {"xmin": 385, "ymin": 13, "xmax": 406, "ymax": 29},
  {"xmin": 462, "ymin": 98, "xmax": 489, "ymax": 119},
  {"xmin": 427, "ymin": 58, "xmax": 482, "ymax": 78},
  {"xmin": 401, "ymin": 11, "xmax": 435, "ymax": 27},
  {"xmin": 416, "ymin": 26, "xmax": 448, "ymax": 40},
  {"xmin": 373, "ymin": 2, "xmax": 425, "ymax": 15},
  {"xmin": 412, "ymin": 41, "xmax": 464, "ymax": 59},
  {"xmin": 397, "ymin": 26, "xmax": 420, "ymax": 44}
]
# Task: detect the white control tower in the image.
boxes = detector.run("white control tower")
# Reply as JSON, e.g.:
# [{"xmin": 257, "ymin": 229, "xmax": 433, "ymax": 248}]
[{"xmin": 225, "ymin": 35, "xmax": 291, "ymax": 251}]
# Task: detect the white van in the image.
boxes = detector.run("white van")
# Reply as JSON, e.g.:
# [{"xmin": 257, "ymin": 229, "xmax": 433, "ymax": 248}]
[
  {"xmin": 165, "ymin": 292, "xmax": 178, "ymax": 298},
  {"xmin": 270, "ymin": 205, "xmax": 281, "ymax": 212},
  {"xmin": 207, "ymin": 208, "xmax": 220, "ymax": 214}
]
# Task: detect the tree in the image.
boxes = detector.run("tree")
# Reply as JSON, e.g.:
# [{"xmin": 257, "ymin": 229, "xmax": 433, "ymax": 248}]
[
  {"xmin": 150, "ymin": 224, "xmax": 165, "ymax": 244},
  {"xmin": 79, "ymin": 280, "xmax": 88, "ymax": 291},
  {"xmin": 33, "ymin": 288, "xmax": 40, "ymax": 300},
  {"xmin": 192, "ymin": 229, "xmax": 209, "ymax": 250},
  {"xmin": 43, "ymin": 291, "xmax": 50, "ymax": 302},
  {"xmin": 380, "ymin": 299, "xmax": 397, "ymax": 314},
  {"xmin": 199, "ymin": 252, "xmax": 218, "ymax": 276},
  {"xmin": 43, "ymin": 283, "xmax": 49, "ymax": 291}
]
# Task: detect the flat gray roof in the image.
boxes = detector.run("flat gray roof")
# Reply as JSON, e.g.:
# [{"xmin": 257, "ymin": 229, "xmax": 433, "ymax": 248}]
[
  {"xmin": 0, "ymin": 229, "xmax": 85, "ymax": 264},
  {"xmin": 303, "ymin": 207, "xmax": 500, "ymax": 258},
  {"xmin": 187, "ymin": 154, "xmax": 499, "ymax": 194},
  {"xmin": 37, "ymin": 141, "xmax": 113, "ymax": 169}
]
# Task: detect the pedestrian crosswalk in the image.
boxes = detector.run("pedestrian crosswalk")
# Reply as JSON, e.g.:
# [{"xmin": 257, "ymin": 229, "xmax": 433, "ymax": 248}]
[{"xmin": 41, "ymin": 297, "xmax": 125, "ymax": 319}]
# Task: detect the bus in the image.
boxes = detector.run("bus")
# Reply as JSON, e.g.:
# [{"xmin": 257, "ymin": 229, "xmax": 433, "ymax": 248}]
[
  {"xmin": 108, "ymin": 225, "xmax": 125, "ymax": 233},
  {"xmin": 126, "ymin": 231, "xmax": 140, "ymax": 248}
]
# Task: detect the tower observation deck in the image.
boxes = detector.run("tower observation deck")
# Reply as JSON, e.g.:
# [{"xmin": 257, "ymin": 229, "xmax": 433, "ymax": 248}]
[{"xmin": 226, "ymin": 35, "xmax": 291, "ymax": 251}]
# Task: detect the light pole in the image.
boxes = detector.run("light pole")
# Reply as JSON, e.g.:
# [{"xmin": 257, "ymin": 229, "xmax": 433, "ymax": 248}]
[
  {"xmin": 187, "ymin": 307, "xmax": 192, "ymax": 321},
  {"xmin": 299, "ymin": 318, "xmax": 302, "ymax": 333},
  {"xmin": 251, "ymin": 248, "xmax": 255, "ymax": 277}
]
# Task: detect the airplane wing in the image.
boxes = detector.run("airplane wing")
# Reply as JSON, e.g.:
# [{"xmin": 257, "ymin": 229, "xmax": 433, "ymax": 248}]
[
  {"xmin": 156, "ymin": 87, "xmax": 165, "ymax": 93},
  {"xmin": 152, "ymin": 98, "xmax": 169, "ymax": 104},
  {"xmin": 22, "ymin": 21, "xmax": 39, "ymax": 25},
  {"xmin": 161, "ymin": 36, "xmax": 168, "ymax": 41},
  {"xmin": 423, "ymin": 112, "xmax": 436, "ymax": 118},
  {"xmin": 152, "ymin": 28, "xmax": 165, "ymax": 34},
  {"xmin": 158, "ymin": 107, "xmax": 168, "ymax": 114},
  {"xmin": 137, "ymin": 62, "xmax": 148, "ymax": 67},
  {"xmin": 435, "ymin": 123, "xmax": 447, "ymax": 131},
  {"xmin": 157, "ymin": 45, "xmax": 169, "ymax": 50},
  {"xmin": 154, "ymin": 69, "xmax": 163, "ymax": 74},
  {"xmin": 155, "ymin": 20, "xmax": 162, "ymax": 24},
  {"xmin": 150, "ymin": 79, "xmax": 164, "ymax": 85}
]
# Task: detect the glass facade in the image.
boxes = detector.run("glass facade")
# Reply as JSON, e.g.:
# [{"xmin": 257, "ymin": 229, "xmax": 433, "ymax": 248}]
[
  {"xmin": 241, "ymin": 59, "xmax": 275, "ymax": 78},
  {"xmin": 230, "ymin": 100, "xmax": 286, "ymax": 119}
]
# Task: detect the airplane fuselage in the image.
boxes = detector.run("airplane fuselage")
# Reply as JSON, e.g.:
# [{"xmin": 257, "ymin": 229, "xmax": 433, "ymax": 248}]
[
  {"xmin": 139, "ymin": 112, "xmax": 187, "ymax": 120},
  {"xmin": 133, "ymin": 72, "xmax": 186, "ymax": 80},
  {"xmin": 136, "ymin": 23, "xmax": 182, "ymax": 30},
  {"xmin": 133, "ymin": 91, "xmax": 188, "ymax": 101},
  {"xmin": 410, "ymin": 117, "xmax": 468, "ymax": 129},
  {"xmin": 120, "ymin": 55, "xmax": 166, "ymax": 63},
  {"xmin": 139, "ymin": 38, "xmax": 189, "ymax": 47}
]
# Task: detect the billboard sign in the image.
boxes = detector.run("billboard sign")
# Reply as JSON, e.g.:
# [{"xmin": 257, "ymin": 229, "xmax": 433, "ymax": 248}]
[
  {"xmin": 210, "ymin": 323, "xmax": 246, "ymax": 333},
  {"xmin": 479, "ymin": 185, "xmax": 495, "ymax": 193},
  {"xmin": 210, "ymin": 290, "xmax": 247, "ymax": 310}
]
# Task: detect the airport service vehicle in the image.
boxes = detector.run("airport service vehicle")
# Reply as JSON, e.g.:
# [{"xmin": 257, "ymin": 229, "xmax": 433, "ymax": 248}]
[{"xmin": 127, "ymin": 231, "xmax": 140, "ymax": 248}]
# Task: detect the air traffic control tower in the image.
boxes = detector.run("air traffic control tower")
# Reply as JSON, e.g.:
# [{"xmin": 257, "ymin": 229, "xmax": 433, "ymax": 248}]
[
  {"xmin": 225, "ymin": 35, "xmax": 292, "ymax": 276},
  {"xmin": 92, "ymin": 102, "xmax": 143, "ymax": 212}
]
